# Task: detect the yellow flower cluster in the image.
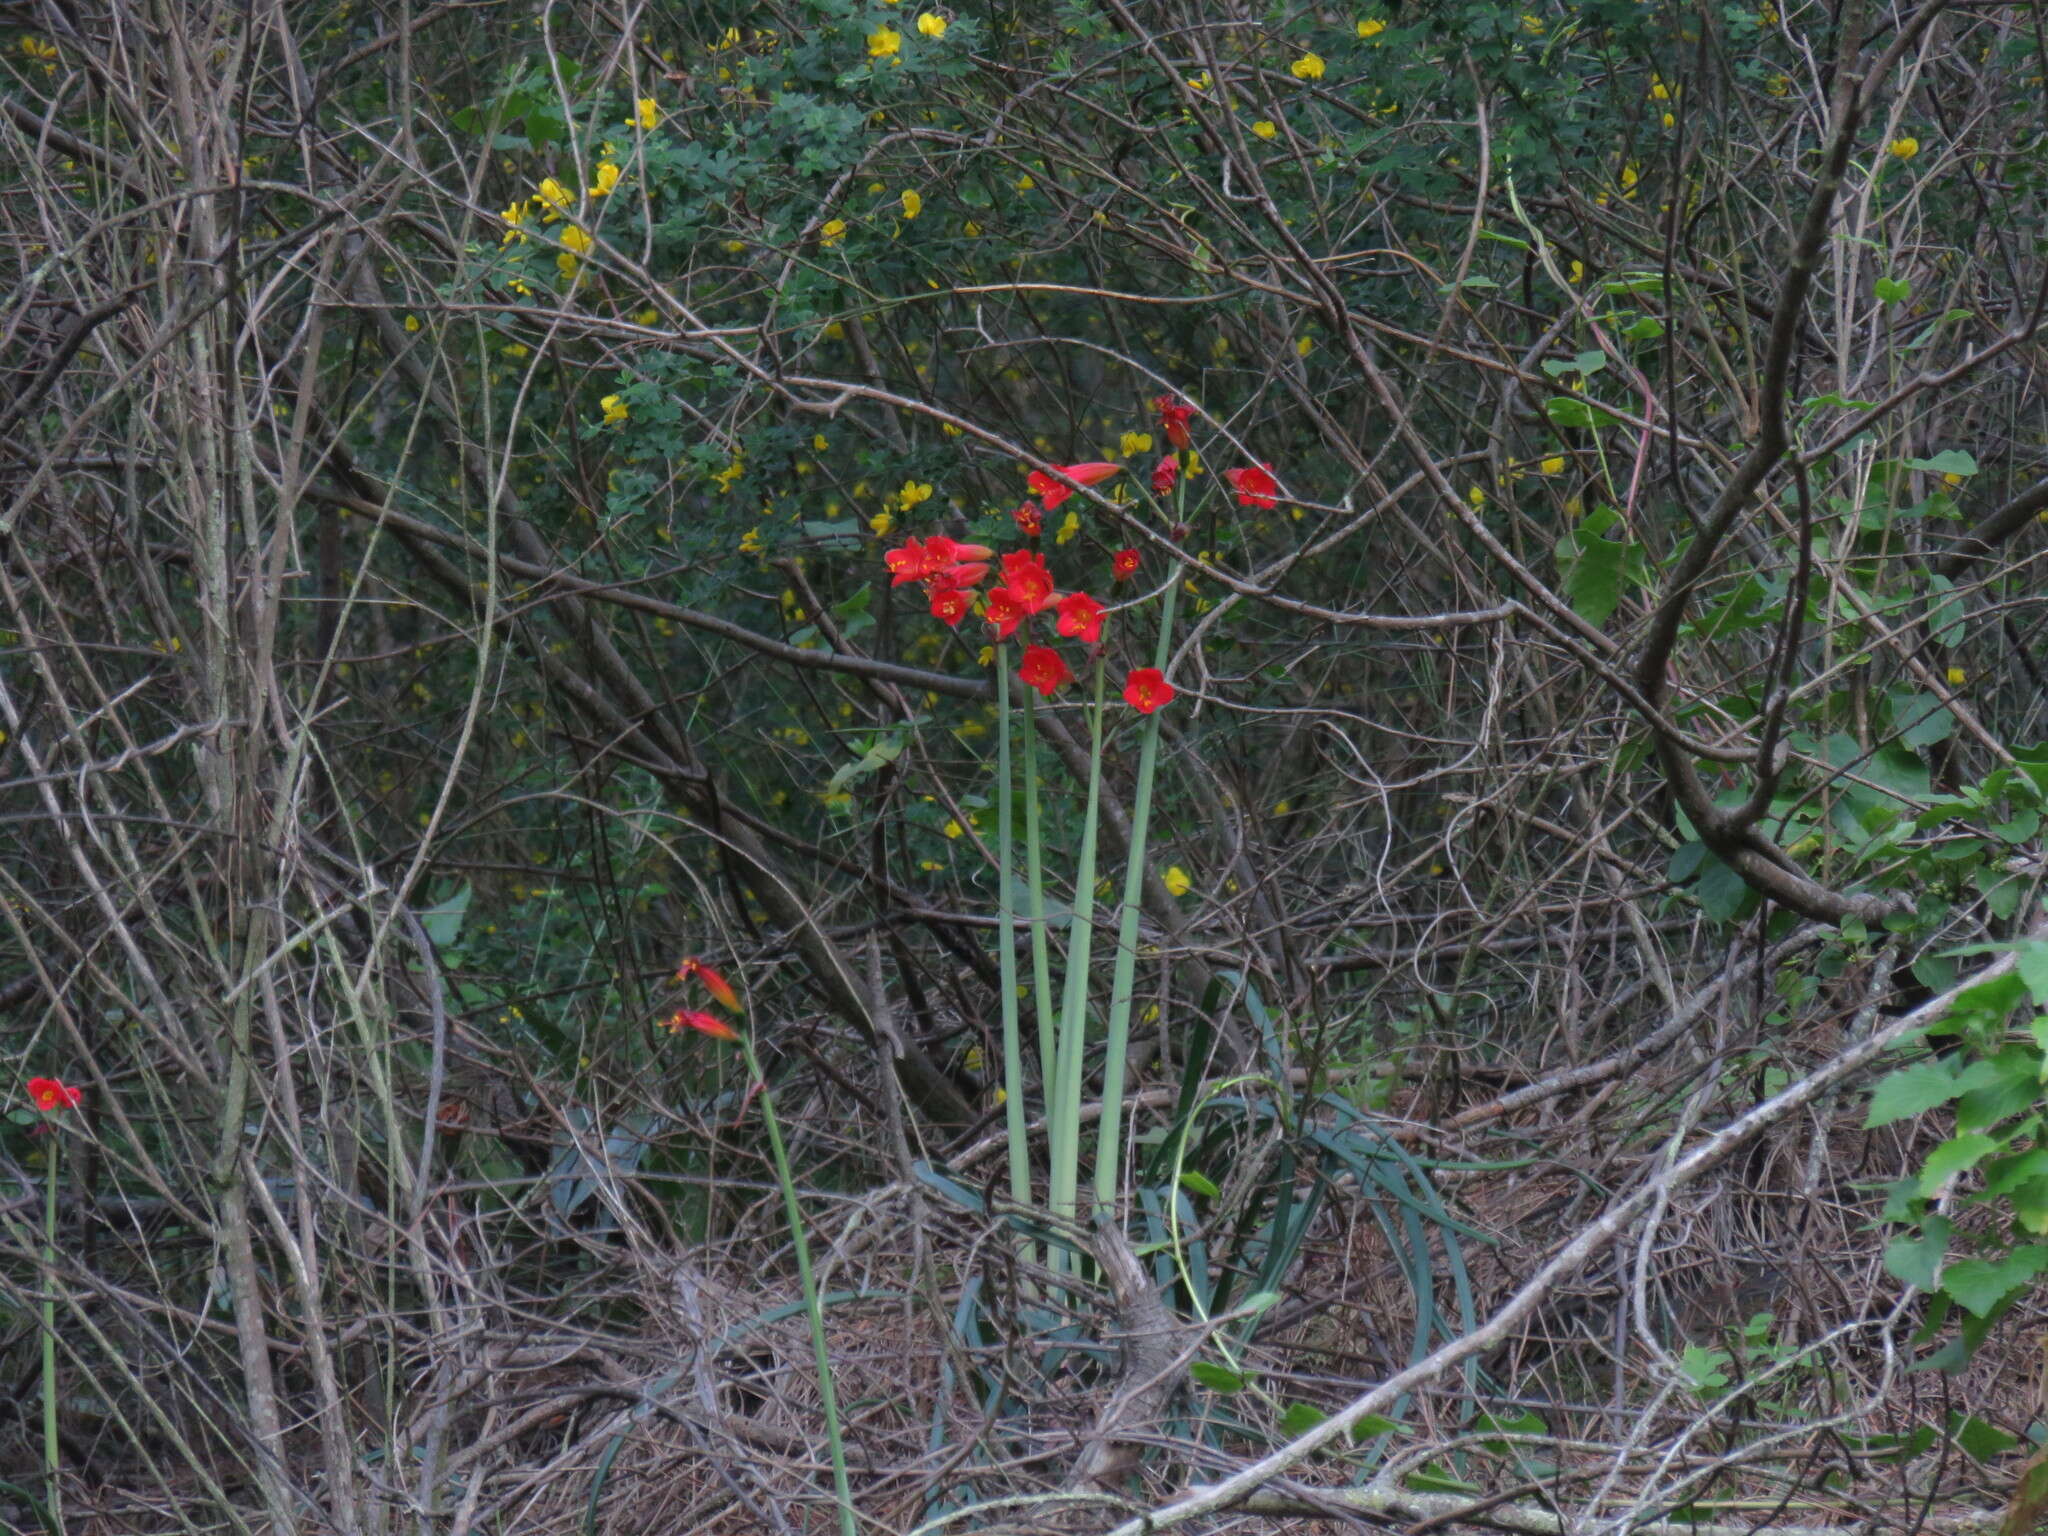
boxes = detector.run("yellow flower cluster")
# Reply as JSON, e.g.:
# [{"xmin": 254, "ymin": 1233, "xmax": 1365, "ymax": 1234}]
[{"xmin": 1291, "ymin": 52, "xmax": 1325, "ymax": 80}]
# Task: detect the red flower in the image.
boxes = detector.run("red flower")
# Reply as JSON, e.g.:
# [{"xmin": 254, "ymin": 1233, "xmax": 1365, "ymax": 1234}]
[
  {"xmin": 999, "ymin": 550, "xmax": 1057, "ymax": 613},
  {"xmin": 1056, "ymin": 591, "xmax": 1107, "ymax": 644},
  {"xmin": 932, "ymin": 559, "xmax": 989, "ymax": 589},
  {"xmin": 664, "ymin": 1008, "xmax": 739, "ymax": 1041},
  {"xmin": 1027, "ymin": 461, "xmax": 1120, "ymax": 511},
  {"xmin": 984, "ymin": 585, "xmax": 1027, "ymax": 640},
  {"xmin": 1123, "ymin": 667, "xmax": 1176, "ymax": 713},
  {"xmin": 1154, "ymin": 395, "xmax": 1194, "ymax": 449},
  {"xmin": 1224, "ymin": 463, "xmax": 1280, "ymax": 509},
  {"xmin": 1017, "ymin": 645, "xmax": 1072, "ymax": 698},
  {"xmin": 885, "ymin": 535, "xmax": 993, "ymax": 586},
  {"xmin": 26, "ymin": 1077, "xmax": 81, "ymax": 1113},
  {"xmin": 676, "ymin": 956, "xmax": 741, "ymax": 1012},
  {"xmin": 1151, "ymin": 454, "xmax": 1179, "ymax": 496},
  {"xmin": 1111, "ymin": 548, "xmax": 1140, "ymax": 582},
  {"xmin": 1012, "ymin": 501, "xmax": 1044, "ymax": 537},
  {"xmin": 930, "ymin": 586, "xmax": 971, "ymax": 627}
]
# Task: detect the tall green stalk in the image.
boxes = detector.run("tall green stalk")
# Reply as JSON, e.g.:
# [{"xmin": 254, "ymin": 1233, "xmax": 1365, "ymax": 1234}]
[
  {"xmin": 743, "ymin": 1036, "xmax": 856, "ymax": 1536},
  {"xmin": 1020, "ymin": 686, "xmax": 1058, "ymax": 1089},
  {"xmin": 1094, "ymin": 578, "xmax": 1180, "ymax": 1209},
  {"xmin": 1046, "ymin": 656, "xmax": 1109, "ymax": 1242},
  {"xmin": 996, "ymin": 657, "xmax": 1032, "ymax": 1226},
  {"xmin": 42, "ymin": 1130, "xmax": 59, "ymax": 1519}
]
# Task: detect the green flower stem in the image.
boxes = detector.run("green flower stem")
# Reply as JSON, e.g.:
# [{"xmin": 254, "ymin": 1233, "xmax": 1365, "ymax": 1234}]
[
  {"xmin": 1047, "ymin": 655, "xmax": 1108, "ymax": 1243},
  {"xmin": 42, "ymin": 1129, "xmax": 58, "ymax": 1512},
  {"xmin": 996, "ymin": 656, "xmax": 1032, "ymax": 1231},
  {"xmin": 742, "ymin": 1035, "xmax": 856, "ymax": 1536},
  {"xmin": 1094, "ymin": 576, "xmax": 1181, "ymax": 1210},
  {"xmin": 1020, "ymin": 683, "xmax": 1057, "ymax": 1091}
]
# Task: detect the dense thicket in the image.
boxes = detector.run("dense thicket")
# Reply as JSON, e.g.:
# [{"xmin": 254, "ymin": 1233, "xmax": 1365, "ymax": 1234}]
[{"xmin": 6, "ymin": 1, "xmax": 2048, "ymax": 1532}]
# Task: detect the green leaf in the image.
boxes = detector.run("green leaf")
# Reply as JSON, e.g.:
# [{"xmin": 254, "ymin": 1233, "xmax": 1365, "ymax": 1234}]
[
  {"xmin": 1179, "ymin": 1169, "xmax": 1220, "ymax": 1199},
  {"xmin": 1884, "ymin": 1218, "xmax": 1950, "ymax": 1290},
  {"xmin": 1190, "ymin": 1361, "xmax": 1247, "ymax": 1392},
  {"xmin": 1865, "ymin": 1060, "xmax": 1962, "ymax": 1127},
  {"xmin": 1874, "ymin": 277, "xmax": 1911, "ymax": 305},
  {"xmin": 1555, "ymin": 504, "xmax": 1640, "ymax": 625},
  {"xmin": 1545, "ymin": 395, "xmax": 1617, "ymax": 431},
  {"xmin": 1906, "ymin": 450, "xmax": 1978, "ymax": 477},
  {"xmin": 1917, "ymin": 1132, "xmax": 2000, "ymax": 1196},
  {"xmin": 419, "ymin": 884, "xmax": 472, "ymax": 949},
  {"xmin": 1940, "ymin": 1246, "xmax": 2048, "ymax": 1316},
  {"xmin": 1679, "ymin": 1344, "xmax": 1730, "ymax": 1391},
  {"xmin": 1279, "ymin": 1402, "xmax": 1329, "ymax": 1437},
  {"xmin": 1350, "ymin": 1412, "xmax": 1403, "ymax": 1443},
  {"xmin": 1950, "ymin": 1412, "xmax": 2021, "ymax": 1461}
]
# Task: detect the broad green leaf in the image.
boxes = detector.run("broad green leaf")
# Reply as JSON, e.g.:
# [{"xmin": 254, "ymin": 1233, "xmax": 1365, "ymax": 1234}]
[
  {"xmin": 1190, "ymin": 1361, "xmax": 1247, "ymax": 1392},
  {"xmin": 1940, "ymin": 1246, "xmax": 2048, "ymax": 1316},
  {"xmin": 1864, "ymin": 1060, "xmax": 1961, "ymax": 1127},
  {"xmin": 1916, "ymin": 1132, "xmax": 1999, "ymax": 1197},
  {"xmin": 1882, "ymin": 1218, "xmax": 1949, "ymax": 1290}
]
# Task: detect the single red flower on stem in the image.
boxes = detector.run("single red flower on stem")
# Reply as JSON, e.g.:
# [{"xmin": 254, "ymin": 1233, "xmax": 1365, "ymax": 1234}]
[
  {"xmin": 1151, "ymin": 455, "xmax": 1179, "ymax": 496},
  {"xmin": 998, "ymin": 550, "xmax": 1057, "ymax": 613},
  {"xmin": 1111, "ymin": 548, "xmax": 1140, "ymax": 582},
  {"xmin": 26, "ymin": 1077, "xmax": 81, "ymax": 1113},
  {"xmin": 1027, "ymin": 462, "xmax": 1120, "ymax": 511},
  {"xmin": 1017, "ymin": 645, "xmax": 1072, "ymax": 698},
  {"xmin": 1123, "ymin": 667, "xmax": 1176, "ymax": 714},
  {"xmin": 1153, "ymin": 395, "xmax": 1194, "ymax": 449},
  {"xmin": 1224, "ymin": 463, "xmax": 1280, "ymax": 509},
  {"xmin": 984, "ymin": 586, "xmax": 1026, "ymax": 640},
  {"xmin": 1055, "ymin": 591, "xmax": 1107, "ymax": 644},
  {"xmin": 929, "ymin": 586, "xmax": 971, "ymax": 627},
  {"xmin": 664, "ymin": 1008, "xmax": 740, "ymax": 1041},
  {"xmin": 676, "ymin": 956, "xmax": 741, "ymax": 1012},
  {"xmin": 1012, "ymin": 501, "xmax": 1044, "ymax": 537}
]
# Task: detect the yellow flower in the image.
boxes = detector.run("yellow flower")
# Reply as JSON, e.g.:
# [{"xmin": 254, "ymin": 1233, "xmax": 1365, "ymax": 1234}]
[
  {"xmin": 21, "ymin": 36, "xmax": 59, "ymax": 60},
  {"xmin": 601, "ymin": 394, "xmax": 629, "ymax": 426},
  {"xmin": 1520, "ymin": 13, "xmax": 1545, "ymax": 33},
  {"xmin": 559, "ymin": 224, "xmax": 593, "ymax": 255},
  {"xmin": 869, "ymin": 511, "xmax": 894, "ymax": 535},
  {"xmin": 820, "ymin": 218, "xmax": 847, "ymax": 248},
  {"xmin": 1662, "ymin": 112, "xmax": 1675, "ymax": 129},
  {"xmin": 500, "ymin": 200, "xmax": 530, "ymax": 244},
  {"xmin": 1649, "ymin": 78, "xmax": 1670, "ymax": 100},
  {"xmin": 901, "ymin": 188, "xmax": 923, "ymax": 219},
  {"xmin": 1164, "ymin": 866, "xmax": 1192, "ymax": 897},
  {"xmin": 537, "ymin": 177, "xmax": 572, "ymax": 218},
  {"xmin": 403, "ymin": 314, "xmax": 421, "ymax": 332},
  {"xmin": 1186, "ymin": 71, "xmax": 1211, "ymax": 90},
  {"xmin": 1620, "ymin": 162, "xmax": 1639, "ymax": 191},
  {"xmin": 813, "ymin": 434, "xmax": 829, "ymax": 452},
  {"xmin": 1296, "ymin": 335, "xmax": 1313, "ymax": 357},
  {"xmin": 1016, "ymin": 174, "xmax": 1035, "ymax": 190},
  {"xmin": 712, "ymin": 459, "xmax": 745, "ymax": 491},
  {"xmin": 634, "ymin": 97, "xmax": 658, "ymax": 130},
  {"xmin": 963, "ymin": 220, "xmax": 982, "ymax": 237},
  {"xmin": 556, "ymin": 252, "xmax": 580, "ymax": 278},
  {"xmin": 739, "ymin": 526, "xmax": 765, "ymax": 554},
  {"xmin": 1467, "ymin": 484, "xmax": 1485, "ymax": 509},
  {"xmin": 1251, "ymin": 119, "xmax": 1278, "ymax": 139},
  {"xmin": 1358, "ymin": 17, "xmax": 1386, "ymax": 38},
  {"xmin": 1290, "ymin": 52, "xmax": 1325, "ymax": 80},
  {"xmin": 869, "ymin": 25, "xmax": 901, "ymax": 58},
  {"xmin": 916, "ymin": 11, "xmax": 947, "ymax": 38},
  {"xmin": 942, "ymin": 818, "xmax": 964, "ymax": 839},
  {"xmin": 1946, "ymin": 666, "xmax": 1966, "ymax": 686},
  {"xmin": 899, "ymin": 480, "xmax": 934, "ymax": 509},
  {"xmin": 1890, "ymin": 136, "xmax": 1919, "ymax": 160},
  {"xmin": 1120, "ymin": 430, "xmax": 1153, "ymax": 457},
  {"xmin": 591, "ymin": 160, "xmax": 621, "ymax": 195},
  {"xmin": 1540, "ymin": 455, "xmax": 1566, "ymax": 475},
  {"xmin": 1055, "ymin": 510, "xmax": 1080, "ymax": 545}
]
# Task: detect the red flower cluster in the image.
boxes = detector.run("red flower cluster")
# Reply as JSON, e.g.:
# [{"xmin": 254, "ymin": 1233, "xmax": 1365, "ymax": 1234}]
[
  {"xmin": 1111, "ymin": 548, "xmax": 1140, "ymax": 581},
  {"xmin": 884, "ymin": 533, "xmax": 996, "ymax": 626},
  {"xmin": 27, "ymin": 1076, "xmax": 81, "ymax": 1113},
  {"xmin": 667, "ymin": 957, "xmax": 741, "ymax": 1041}
]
